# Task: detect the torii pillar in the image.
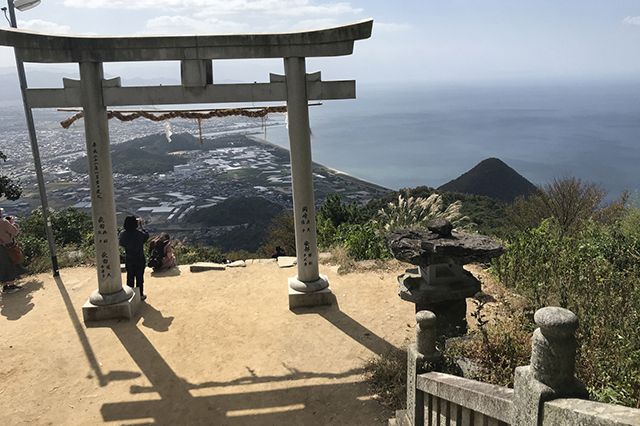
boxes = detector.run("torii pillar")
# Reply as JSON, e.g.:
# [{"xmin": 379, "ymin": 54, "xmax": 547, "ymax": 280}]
[
  {"xmin": 0, "ymin": 20, "xmax": 373, "ymax": 319},
  {"xmin": 284, "ymin": 57, "xmax": 331, "ymax": 307},
  {"xmin": 79, "ymin": 62, "xmax": 137, "ymax": 320}
]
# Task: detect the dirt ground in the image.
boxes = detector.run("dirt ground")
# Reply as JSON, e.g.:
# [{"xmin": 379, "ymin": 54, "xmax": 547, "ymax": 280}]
[{"xmin": 0, "ymin": 261, "xmax": 423, "ymax": 426}]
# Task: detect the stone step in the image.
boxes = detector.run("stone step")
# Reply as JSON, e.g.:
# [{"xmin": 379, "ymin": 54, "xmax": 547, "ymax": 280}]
[
  {"xmin": 245, "ymin": 258, "xmax": 277, "ymax": 265},
  {"xmin": 277, "ymin": 256, "xmax": 297, "ymax": 268},
  {"xmin": 189, "ymin": 262, "xmax": 226, "ymax": 272}
]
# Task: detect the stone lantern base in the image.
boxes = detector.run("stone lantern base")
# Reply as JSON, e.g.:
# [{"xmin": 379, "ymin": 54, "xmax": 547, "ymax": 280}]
[{"xmin": 397, "ymin": 265, "xmax": 480, "ymax": 337}]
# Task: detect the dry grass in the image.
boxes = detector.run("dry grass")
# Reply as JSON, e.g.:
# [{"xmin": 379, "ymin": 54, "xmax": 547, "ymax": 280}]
[
  {"xmin": 325, "ymin": 246, "xmax": 408, "ymax": 275},
  {"xmin": 363, "ymin": 349, "xmax": 408, "ymax": 410}
]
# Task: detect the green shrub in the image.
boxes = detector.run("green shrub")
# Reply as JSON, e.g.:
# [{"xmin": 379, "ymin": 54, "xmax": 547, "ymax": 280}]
[
  {"xmin": 316, "ymin": 216, "xmax": 338, "ymax": 250},
  {"xmin": 15, "ymin": 208, "xmax": 95, "ymax": 272},
  {"xmin": 0, "ymin": 150, "xmax": 22, "ymax": 200},
  {"xmin": 318, "ymin": 194, "xmax": 370, "ymax": 227},
  {"xmin": 619, "ymin": 206, "xmax": 640, "ymax": 242},
  {"xmin": 492, "ymin": 217, "xmax": 640, "ymax": 407},
  {"xmin": 335, "ymin": 222, "xmax": 390, "ymax": 261},
  {"xmin": 173, "ymin": 242, "xmax": 225, "ymax": 264},
  {"xmin": 20, "ymin": 208, "xmax": 93, "ymax": 246},
  {"xmin": 316, "ymin": 195, "xmax": 390, "ymax": 261},
  {"xmin": 258, "ymin": 212, "xmax": 296, "ymax": 258},
  {"xmin": 19, "ymin": 234, "xmax": 47, "ymax": 265},
  {"xmin": 225, "ymin": 250, "xmax": 255, "ymax": 261}
]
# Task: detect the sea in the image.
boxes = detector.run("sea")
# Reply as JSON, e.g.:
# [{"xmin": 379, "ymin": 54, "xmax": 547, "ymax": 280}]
[{"xmin": 1, "ymin": 79, "xmax": 639, "ymax": 201}]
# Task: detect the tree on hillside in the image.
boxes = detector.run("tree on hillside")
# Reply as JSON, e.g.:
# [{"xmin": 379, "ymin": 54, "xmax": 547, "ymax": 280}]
[
  {"xmin": 20, "ymin": 208, "xmax": 93, "ymax": 246},
  {"xmin": 0, "ymin": 151, "xmax": 22, "ymax": 200},
  {"xmin": 318, "ymin": 194, "xmax": 369, "ymax": 227},
  {"xmin": 258, "ymin": 212, "xmax": 296, "ymax": 257},
  {"xmin": 506, "ymin": 177, "xmax": 616, "ymax": 236}
]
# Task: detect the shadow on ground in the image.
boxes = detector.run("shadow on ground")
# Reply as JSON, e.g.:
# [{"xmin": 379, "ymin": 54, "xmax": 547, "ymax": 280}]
[
  {"xmin": 293, "ymin": 297, "xmax": 402, "ymax": 358},
  {"xmin": 0, "ymin": 279, "xmax": 43, "ymax": 320},
  {"xmin": 140, "ymin": 303, "xmax": 174, "ymax": 332},
  {"xmin": 150, "ymin": 267, "xmax": 181, "ymax": 278},
  {"xmin": 52, "ymin": 276, "xmax": 390, "ymax": 424},
  {"xmin": 54, "ymin": 276, "xmax": 141, "ymax": 387},
  {"xmin": 104, "ymin": 322, "xmax": 382, "ymax": 425}
]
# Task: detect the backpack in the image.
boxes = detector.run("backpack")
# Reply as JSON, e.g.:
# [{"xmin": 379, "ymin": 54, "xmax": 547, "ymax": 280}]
[{"xmin": 147, "ymin": 240, "xmax": 167, "ymax": 269}]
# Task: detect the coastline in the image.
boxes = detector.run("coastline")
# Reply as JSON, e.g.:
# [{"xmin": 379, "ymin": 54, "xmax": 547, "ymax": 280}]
[{"xmin": 248, "ymin": 134, "xmax": 392, "ymax": 193}]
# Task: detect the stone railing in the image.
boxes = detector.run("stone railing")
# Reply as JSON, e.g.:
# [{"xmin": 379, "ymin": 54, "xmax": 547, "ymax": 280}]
[{"xmin": 392, "ymin": 306, "xmax": 640, "ymax": 426}]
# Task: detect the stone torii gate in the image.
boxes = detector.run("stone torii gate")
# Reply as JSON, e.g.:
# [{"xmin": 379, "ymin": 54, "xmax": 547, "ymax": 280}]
[{"xmin": 0, "ymin": 20, "xmax": 373, "ymax": 321}]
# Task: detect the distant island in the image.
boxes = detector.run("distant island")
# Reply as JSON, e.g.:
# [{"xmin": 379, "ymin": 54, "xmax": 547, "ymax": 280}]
[{"xmin": 438, "ymin": 157, "xmax": 537, "ymax": 202}]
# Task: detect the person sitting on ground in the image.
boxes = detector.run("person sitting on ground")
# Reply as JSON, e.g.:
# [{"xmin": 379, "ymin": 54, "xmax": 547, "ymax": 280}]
[
  {"xmin": 148, "ymin": 232, "xmax": 176, "ymax": 272},
  {"xmin": 119, "ymin": 215, "xmax": 149, "ymax": 300},
  {"xmin": 0, "ymin": 209, "xmax": 25, "ymax": 293}
]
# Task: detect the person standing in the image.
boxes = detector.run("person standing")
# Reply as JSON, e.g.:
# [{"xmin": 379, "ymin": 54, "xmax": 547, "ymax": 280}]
[
  {"xmin": 0, "ymin": 208, "xmax": 25, "ymax": 293},
  {"xmin": 119, "ymin": 215, "xmax": 149, "ymax": 300}
]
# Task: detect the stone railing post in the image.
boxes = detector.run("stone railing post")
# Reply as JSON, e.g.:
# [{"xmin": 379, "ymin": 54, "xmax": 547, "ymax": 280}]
[
  {"xmin": 513, "ymin": 306, "xmax": 588, "ymax": 426},
  {"xmin": 400, "ymin": 310, "xmax": 440, "ymax": 426}
]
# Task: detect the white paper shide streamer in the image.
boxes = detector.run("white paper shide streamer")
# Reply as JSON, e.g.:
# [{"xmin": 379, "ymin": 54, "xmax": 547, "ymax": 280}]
[{"xmin": 163, "ymin": 122, "xmax": 173, "ymax": 143}]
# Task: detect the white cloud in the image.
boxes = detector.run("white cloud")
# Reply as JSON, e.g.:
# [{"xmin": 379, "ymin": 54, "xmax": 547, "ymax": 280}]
[
  {"xmin": 64, "ymin": 0, "xmax": 362, "ymax": 35},
  {"xmin": 289, "ymin": 18, "xmax": 341, "ymax": 31},
  {"xmin": 64, "ymin": 0, "xmax": 361, "ymax": 16},
  {"xmin": 18, "ymin": 19, "xmax": 72, "ymax": 34},
  {"xmin": 375, "ymin": 22, "xmax": 412, "ymax": 33},
  {"xmin": 63, "ymin": 0, "xmax": 172, "ymax": 9},
  {"xmin": 142, "ymin": 15, "xmax": 342, "ymax": 36},
  {"xmin": 623, "ymin": 16, "xmax": 640, "ymax": 26},
  {"xmin": 143, "ymin": 15, "xmax": 250, "ymax": 35}
]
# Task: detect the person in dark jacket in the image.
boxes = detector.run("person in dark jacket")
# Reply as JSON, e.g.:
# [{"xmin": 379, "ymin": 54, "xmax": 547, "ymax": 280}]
[{"xmin": 119, "ymin": 215, "xmax": 149, "ymax": 300}]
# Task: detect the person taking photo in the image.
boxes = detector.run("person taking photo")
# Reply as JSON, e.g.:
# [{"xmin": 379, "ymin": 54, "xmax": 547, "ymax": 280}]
[{"xmin": 119, "ymin": 215, "xmax": 149, "ymax": 300}]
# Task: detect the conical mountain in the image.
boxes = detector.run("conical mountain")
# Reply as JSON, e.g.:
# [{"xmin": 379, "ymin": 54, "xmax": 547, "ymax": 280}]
[{"xmin": 438, "ymin": 158, "xmax": 537, "ymax": 202}]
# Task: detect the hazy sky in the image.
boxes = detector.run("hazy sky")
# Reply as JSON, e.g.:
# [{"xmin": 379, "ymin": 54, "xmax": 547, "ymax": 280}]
[{"xmin": 1, "ymin": 0, "xmax": 640, "ymax": 84}]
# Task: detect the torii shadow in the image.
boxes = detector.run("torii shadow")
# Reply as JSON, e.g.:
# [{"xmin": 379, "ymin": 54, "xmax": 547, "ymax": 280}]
[
  {"xmin": 54, "ymin": 276, "xmax": 142, "ymax": 386},
  {"xmin": 291, "ymin": 295, "xmax": 402, "ymax": 358},
  {"xmin": 101, "ymin": 322, "xmax": 384, "ymax": 425},
  {"xmin": 98, "ymin": 296, "xmax": 395, "ymax": 424},
  {"xmin": 53, "ymin": 275, "xmax": 394, "ymax": 424}
]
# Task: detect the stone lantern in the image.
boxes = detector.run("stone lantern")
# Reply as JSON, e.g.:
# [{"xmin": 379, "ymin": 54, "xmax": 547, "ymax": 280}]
[{"xmin": 387, "ymin": 219, "xmax": 503, "ymax": 337}]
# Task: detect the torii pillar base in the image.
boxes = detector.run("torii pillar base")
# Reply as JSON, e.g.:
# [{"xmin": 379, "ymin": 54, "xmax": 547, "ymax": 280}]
[
  {"xmin": 288, "ymin": 275, "xmax": 333, "ymax": 309},
  {"xmin": 82, "ymin": 286, "xmax": 141, "ymax": 322}
]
